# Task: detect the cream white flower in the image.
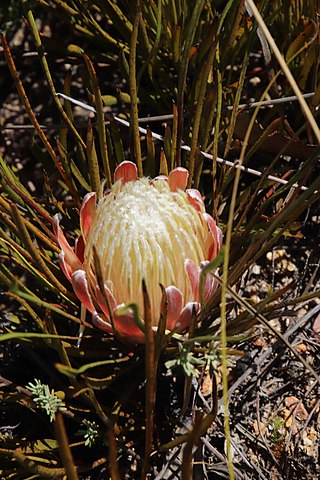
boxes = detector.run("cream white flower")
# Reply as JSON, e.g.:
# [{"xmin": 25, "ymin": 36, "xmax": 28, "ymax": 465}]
[{"xmin": 54, "ymin": 161, "xmax": 222, "ymax": 343}]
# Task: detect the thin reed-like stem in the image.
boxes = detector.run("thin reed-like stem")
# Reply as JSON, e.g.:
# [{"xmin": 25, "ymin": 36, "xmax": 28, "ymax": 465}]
[{"xmin": 129, "ymin": 0, "xmax": 143, "ymax": 177}]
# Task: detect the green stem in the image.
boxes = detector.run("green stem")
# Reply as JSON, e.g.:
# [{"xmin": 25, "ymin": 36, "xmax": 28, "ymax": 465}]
[
  {"xmin": 86, "ymin": 119, "xmax": 102, "ymax": 194},
  {"xmin": 83, "ymin": 52, "xmax": 111, "ymax": 188},
  {"xmin": 176, "ymin": 0, "xmax": 206, "ymax": 167},
  {"xmin": 141, "ymin": 280, "xmax": 156, "ymax": 479},
  {"xmin": 187, "ymin": 26, "xmax": 218, "ymax": 188},
  {"xmin": 129, "ymin": 0, "xmax": 143, "ymax": 177}
]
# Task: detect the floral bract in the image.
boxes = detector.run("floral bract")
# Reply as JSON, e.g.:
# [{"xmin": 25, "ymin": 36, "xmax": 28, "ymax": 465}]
[{"xmin": 54, "ymin": 161, "xmax": 222, "ymax": 342}]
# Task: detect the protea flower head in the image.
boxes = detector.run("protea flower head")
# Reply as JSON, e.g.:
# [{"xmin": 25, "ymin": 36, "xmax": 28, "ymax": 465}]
[{"xmin": 54, "ymin": 161, "xmax": 222, "ymax": 343}]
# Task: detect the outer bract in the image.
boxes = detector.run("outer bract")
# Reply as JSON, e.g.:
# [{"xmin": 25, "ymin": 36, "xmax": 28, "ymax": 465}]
[{"xmin": 54, "ymin": 161, "xmax": 222, "ymax": 343}]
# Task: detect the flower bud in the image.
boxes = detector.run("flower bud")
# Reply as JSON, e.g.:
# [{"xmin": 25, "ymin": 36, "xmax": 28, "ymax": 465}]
[{"xmin": 54, "ymin": 161, "xmax": 222, "ymax": 342}]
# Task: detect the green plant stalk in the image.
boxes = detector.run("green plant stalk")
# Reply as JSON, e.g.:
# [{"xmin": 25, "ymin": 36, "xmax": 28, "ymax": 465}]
[
  {"xmin": 73, "ymin": 23, "xmax": 97, "ymax": 40},
  {"xmin": 211, "ymin": 0, "xmax": 235, "ymax": 193},
  {"xmin": 187, "ymin": 28, "xmax": 217, "ymax": 188},
  {"xmin": 101, "ymin": 0, "xmax": 133, "ymax": 38},
  {"xmin": 106, "ymin": 127, "xmax": 115, "ymax": 173},
  {"xmin": 163, "ymin": 126, "xmax": 172, "ymax": 168},
  {"xmin": 172, "ymin": 23, "xmax": 182, "ymax": 66},
  {"xmin": 0, "ymin": 332, "xmax": 90, "ymax": 343},
  {"xmin": 181, "ymin": 414, "xmax": 204, "ymax": 480},
  {"xmin": 226, "ymin": 0, "xmax": 246, "ymax": 50},
  {"xmin": 181, "ymin": 309, "xmax": 197, "ymax": 416},
  {"xmin": 219, "ymin": 69, "xmax": 243, "ymax": 480},
  {"xmin": 50, "ymin": 0, "xmax": 78, "ymax": 15},
  {"xmin": 69, "ymin": 157, "xmax": 92, "ymax": 192},
  {"xmin": 194, "ymin": 90, "xmax": 216, "ymax": 188},
  {"xmin": 56, "ymin": 356, "xmax": 131, "ymax": 377},
  {"xmin": 55, "ymin": 140, "xmax": 83, "ymax": 201},
  {"xmin": 87, "ymin": 389, "xmax": 110, "ymax": 427},
  {"xmin": 224, "ymin": 49, "xmax": 250, "ymax": 157},
  {"xmin": 137, "ymin": 0, "xmax": 162, "ymax": 86},
  {"xmin": 159, "ymin": 150, "xmax": 169, "ymax": 175},
  {"xmin": 211, "ymin": 57, "xmax": 223, "ymax": 202},
  {"xmin": 63, "ymin": 70, "xmax": 88, "ymax": 179},
  {"xmin": 170, "ymin": 103, "xmax": 178, "ymax": 171},
  {"xmin": 246, "ymin": 0, "xmax": 320, "ymax": 143},
  {"xmin": 141, "ymin": 280, "xmax": 156, "ymax": 480},
  {"xmin": 146, "ymin": 127, "xmax": 156, "ymax": 175},
  {"xmin": 202, "ymin": 1, "xmax": 235, "ymax": 204},
  {"xmin": 129, "ymin": 0, "xmax": 143, "ymax": 177},
  {"xmin": 176, "ymin": 0, "xmax": 206, "ymax": 167},
  {"xmin": 76, "ymin": 2, "xmax": 129, "ymax": 52},
  {"xmin": 22, "ymin": 2, "xmax": 87, "ymax": 149},
  {"xmin": 155, "ymin": 285, "xmax": 168, "ymax": 353},
  {"xmin": 54, "ymin": 412, "xmax": 79, "ymax": 480},
  {"xmin": 169, "ymin": 0, "xmax": 178, "ymax": 25},
  {"xmin": 110, "ymin": 115, "xmax": 125, "ymax": 165},
  {"xmin": 138, "ymin": 15, "xmax": 152, "ymax": 57},
  {"xmin": 83, "ymin": 52, "xmax": 112, "ymax": 188},
  {"xmin": 201, "ymin": 130, "xmax": 233, "ymax": 478},
  {"xmin": 47, "ymin": 315, "xmax": 73, "ymax": 374},
  {"xmin": 86, "ymin": 120, "xmax": 101, "ymax": 194},
  {"xmin": 23, "ymin": 219, "xmax": 59, "ymax": 252},
  {"xmin": 107, "ymin": 428, "xmax": 121, "ymax": 480},
  {"xmin": 0, "ymin": 180, "xmax": 24, "ymax": 208}
]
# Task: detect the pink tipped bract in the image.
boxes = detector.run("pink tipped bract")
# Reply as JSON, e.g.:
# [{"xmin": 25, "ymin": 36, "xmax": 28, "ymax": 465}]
[{"xmin": 54, "ymin": 161, "xmax": 222, "ymax": 343}]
